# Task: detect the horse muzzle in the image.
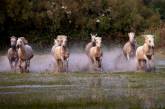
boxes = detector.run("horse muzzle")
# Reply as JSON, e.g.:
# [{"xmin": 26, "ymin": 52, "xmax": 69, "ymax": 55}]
[
  {"xmin": 148, "ymin": 46, "xmax": 155, "ymax": 55},
  {"xmin": 11, "ymin": 45, "xmax": 16, "ymax": 49},
  {"xmin": 149, "ymin": 46, "xmax": 154, "ymax": 50},
  {"xmin": 16, "ymin": 44, "xmax": 21, "ymax": 48}
]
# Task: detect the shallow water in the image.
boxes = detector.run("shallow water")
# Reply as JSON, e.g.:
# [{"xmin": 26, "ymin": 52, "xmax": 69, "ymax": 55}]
[
  {"xmin": 0, "ymin": 47, "xmax": 165, "ymax": 73},
  {"xmin": 0, "ymin": 73, "xmax": 165, "ymax": 109}
]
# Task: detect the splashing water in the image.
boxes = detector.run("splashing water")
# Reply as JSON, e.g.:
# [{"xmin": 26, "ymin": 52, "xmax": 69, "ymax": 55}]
[{"xmin": 0, "ymin": 47, "xmax": 138, "ymax": 73}]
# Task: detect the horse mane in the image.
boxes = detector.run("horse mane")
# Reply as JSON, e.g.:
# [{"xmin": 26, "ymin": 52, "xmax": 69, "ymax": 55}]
[
  {"xmin": 11, "ymin": 46, "xmax": 17, "ymax": 51},
  {"xmin": 130, "ymin": 42, "xmax": 136, "ymax": 51},
  {"xmin": 92, "ymin": 41, "xmax": 96, "ymax": 46}
]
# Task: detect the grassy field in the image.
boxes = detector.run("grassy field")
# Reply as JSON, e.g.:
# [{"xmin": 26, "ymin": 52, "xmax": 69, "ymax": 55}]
[{"xmin": 0, "ymin": 72, "xmax": 165, "ymax": 109}]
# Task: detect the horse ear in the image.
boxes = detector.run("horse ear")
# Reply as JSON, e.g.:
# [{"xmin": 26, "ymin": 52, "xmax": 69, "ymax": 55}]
[
  {"xmin": 143, "ymin": 35, "xmax": 150, "ymax": 41},
  {"xmin": 10, "ymin": 36, "xmax": 16, "ymax": 39},
  {"xmin": 23, "ymin": 38, "xmax": 28, "ymax": 44},
  {"xmin": 95, "ymin": 34, "xmax": 97, "ymax": 36},
  {"xmin": 20, "ymin": 37, "xmax": 28, "ymax": 44},
  {"xmin": 91, "ymin": 35, "xmax": 96, "ymax": 41},
  {"xmin": 54, "ymin": 39, "xmax": 57, "ymax": 45},
  {"xmin": 90, "ymin": 33, "xmax": 93, "ymax": 37},
  {"xmin": 128, "ymin": 33, "xmax": 132, "ymax": 38},
  {"xmin": 54, "ymin": 39, "xmax": 56, "ymax": 42}
]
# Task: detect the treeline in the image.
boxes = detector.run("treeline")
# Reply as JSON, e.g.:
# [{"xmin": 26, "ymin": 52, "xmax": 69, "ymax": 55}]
[{"xmin": 0, "ymin": 0, "xmax": 164, "ymax": 48}]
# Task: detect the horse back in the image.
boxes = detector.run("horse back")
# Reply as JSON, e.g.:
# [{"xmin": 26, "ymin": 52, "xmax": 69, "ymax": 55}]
[
  {"xmin": 7, "ymin": 48, "xmax": 18, "ymax": 60},
  {"xmin": 24, "ymin": 45, "xmax": 33, "ymax": 60}
]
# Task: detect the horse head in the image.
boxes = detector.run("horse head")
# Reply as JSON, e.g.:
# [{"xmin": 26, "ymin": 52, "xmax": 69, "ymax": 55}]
[
  {"xmin": 95, "ymin": 37, "xmax": 102, "ymax": 47},
  {"xmin": 10, "ymin": 36, "xmax": 17, "ymax": 49},
  {"xmin": 144, "ymin": 35, "xmax": 154, "ymax": 48},
  {"xmin": 16, "ymin": 37, "xmax": 28, "ymax": 48},
  {"xmin": 57, "ymin": 35, "xmax": 68, "ymax": 47},
  {"xmin": 128, "ymin": 32, "xmax": 135, "ymax": 44}
]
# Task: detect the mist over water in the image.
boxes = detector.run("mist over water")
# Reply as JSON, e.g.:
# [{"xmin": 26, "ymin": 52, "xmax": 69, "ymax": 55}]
[
  {"xmin": 0, "ymin": 45, "xmax": 138, "ymax": 73},
  {"xmin": 0, "ymin": 56, "xmax": 11, "ymax": 72}
]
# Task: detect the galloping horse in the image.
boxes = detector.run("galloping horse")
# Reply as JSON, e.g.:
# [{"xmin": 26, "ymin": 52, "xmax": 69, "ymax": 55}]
[
  {"xmin": 136, "ymin": 35, "xmax": 155, "ymax": 71},
  {"xmin": 89, "ymin": 37, "xmax": 103, "ymax": 71},
  {"xmin": 85, "ymin": 34, "xmax": 97, "ymax": 57},
  {"xmin": 51, "ymin": 35, "xmax": 69, "ymax": 72},
  {"xmin": 7, "ymin": 36, "xmax": 18, "ymax": 71},
  {"xmin": 16, "ymin": 37, "xmax": 33, "ymax": 73},
  {"xmin": 123, "ymin": 32, "xmax": 137, "ymax": 60}
]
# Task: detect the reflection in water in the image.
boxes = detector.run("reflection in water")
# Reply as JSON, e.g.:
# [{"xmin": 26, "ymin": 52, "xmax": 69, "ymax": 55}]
[{"xmin": 0, "ymin": 73, "xmax": 165, "ymax": 108}]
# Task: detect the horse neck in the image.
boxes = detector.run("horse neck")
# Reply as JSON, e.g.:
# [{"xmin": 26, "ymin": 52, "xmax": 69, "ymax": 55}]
[
  {"xmin": 11, "ymin": 46, "xmax": 17, "ymax": 51},
  {"xmin": 129, "ymin": 41, "xmax": 136, "ymax": 50},
  {"xmin": 62, "ymin": 45, "xmax": 68, "ymax": 51},
  {"xmin": 91, "ymin": 41, "xmax": 96, "ymax": 46},
  {"xmin": 143, "ymin": 43, "xmax": 151, "ymax": 54},
  {"xmin": 96, "ymin": 46, "xmax": 101, "ymax": 52},
  {"xmin": 19, "ymin": 45, "xmax": 26, "ymax": 55}
]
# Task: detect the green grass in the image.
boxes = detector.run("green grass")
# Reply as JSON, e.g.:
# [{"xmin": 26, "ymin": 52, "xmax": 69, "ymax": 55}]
[{"xmin": 0, "ymin": 72, "xmax": 165, "ymax": 109}]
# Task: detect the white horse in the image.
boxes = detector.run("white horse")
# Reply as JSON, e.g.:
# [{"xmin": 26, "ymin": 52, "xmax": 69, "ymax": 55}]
[
  {"xmin": 123, "ymin": 32, "xmax": 137, "ymax": 60},
  {"xmin": 89, "ymin": 37, "xmax": 103, "ymax": 71},
  {"xmin": 16, "ymin": 37, "xmax": 33, "ymax": 73},
  {"xmin": 7, "ymin": 36, "xmax": 18, "ymax": 71},
  {"xmin": 136, "ymin": 35, "xmax": 155, "ymax": 72},
  {"xmin": 51, "ymin": 35, "xmax": 69, "ymax": 72},
  {"xmin": 85, "ymin": 34, "xmax": 97, "ymax": 57}
]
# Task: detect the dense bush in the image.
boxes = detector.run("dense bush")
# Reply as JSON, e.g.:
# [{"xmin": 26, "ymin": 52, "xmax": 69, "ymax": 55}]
[{"xmin": 0, "ymin": 0, "xmax": 162, "ymax": 48}]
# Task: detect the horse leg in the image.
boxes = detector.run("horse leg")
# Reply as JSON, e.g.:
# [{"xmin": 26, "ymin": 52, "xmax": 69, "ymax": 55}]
[
  {"xmin": 93, "ymin": 57, "xmax": 97, "ymax": 71},
  {"xmin": 61, "ymin": 58, "xmax": 65, "ymax": 72},
  {"xmin": 136, "ymin": 59, "xmax": 139, "ymax": 71},
  {"xmin": 25, "ymin": 60, "xmax": 29, "ymax": 73},
  {"xmin": 59, "ymin": 60, "xmax": 63, "ymax": 72},
  {"xmin": 26, "ymin": 60, "xmax": 30, "ymax": 73},
  {"xmin": 14, "ymin": 59, "xmax": 19, "ymax": 72},
  {"xmin": 57, "ymin": 59, "xmax": 63, "ymax": 73},
  {"xmin": 28, "ymin": 60, "xmax": 30, "ymax": 72},
  {"xmin": 18, "ymin": 59, "xmax": 23, "ymax": 73},
  {"xmin": 147, "ymin": 60, "xmax": 154, "ymax": 72},
  {"xmin": 137, "ymin": 59, "xmax": 143, "ymax": 71},
  {"xmin": 24, "ymin": 60, "xmax": 27, "ymax": 73},
  {"xmin": 56, "ymin": 60, "xmax": 60, "ymax": 73},
  {"xmin": 66, "ymin": 59, "xmax": 69, "ymax": 73},
  {"xmin": 141, "ymin": 60, "xmax": 147, "ymax": 71},
  {"xmin": 126, "ymin": 53, "xmax": 130, "ymax": 61},
  {"xmin": 150, "ymin": 59, "xmax": 155, "ymax": 72},
  {"xmin": 100, "ymin": 58, "xmax": 103, "ymax": 72},
  {"xmin": 9, "ymin": 59, "xmax": 13, "ymax": 70},
  {"xmin": 98, "ymin": 58, "xmax": 102, "ymax": 72},
  {"xmin": 139, "ymin": 60, "xmax": 144, "ymax": 71}
]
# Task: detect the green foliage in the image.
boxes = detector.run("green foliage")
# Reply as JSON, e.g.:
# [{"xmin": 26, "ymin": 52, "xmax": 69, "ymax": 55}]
[
  {"xmin": 149, "ymin": 0, "xmax": 165, "ymax": 20},
  {"xmin": 0, "ymin": 0, "xmax": 161, "ymax": 47}
]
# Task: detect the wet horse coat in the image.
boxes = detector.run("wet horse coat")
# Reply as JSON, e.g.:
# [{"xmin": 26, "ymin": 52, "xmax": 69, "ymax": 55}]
[
  {"xmin": 89, "ymin": 37, "xmax": 103, "ymax": 71},
  {"xmin": 7, "ymin": 36, "xmax": 18, "ymax": 71},
  {"xmin": 123, "ymin": 32, "xmax": 137, "ymax": 60},
  {"xmin": 85, "ymin": 34, "xmax": 97, "ymax": 57},
  {"xmin": 136, "ymin": 35, "xmax": 155, "ymax": 71},
  {"xmin": 17, "ymin": 37, "xmax": 33, "ymax": 73},
  {"xmin": 51, "ymin": 35, "xmax": 69, "ymax": 72}
]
